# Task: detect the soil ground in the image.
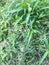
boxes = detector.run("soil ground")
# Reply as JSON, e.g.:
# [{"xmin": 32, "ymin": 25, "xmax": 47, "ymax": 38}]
[{"xmin": 44, "ymin": 58, "xmax": 49, "ymax": 65}]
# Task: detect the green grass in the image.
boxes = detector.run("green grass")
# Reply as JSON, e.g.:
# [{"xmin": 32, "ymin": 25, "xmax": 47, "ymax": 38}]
[{"xmin": 0, "ymin": 0, "xmax": 49, "ymax": 65}]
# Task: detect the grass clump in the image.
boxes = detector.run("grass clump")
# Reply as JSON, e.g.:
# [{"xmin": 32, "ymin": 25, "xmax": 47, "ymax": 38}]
[{"xmin": 0, "ymin": 0, "xmax": 49, "ymax": 65}]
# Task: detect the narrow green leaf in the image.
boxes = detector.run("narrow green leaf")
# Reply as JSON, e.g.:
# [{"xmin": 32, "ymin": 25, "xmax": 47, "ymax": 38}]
[{"xmin": 39, "ymin": 50, "xmax": 48, "ymax": 65}]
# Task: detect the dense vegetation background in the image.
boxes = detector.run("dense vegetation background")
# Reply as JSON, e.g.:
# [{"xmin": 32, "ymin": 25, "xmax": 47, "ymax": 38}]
[{"xmin": 0, "ymin": 0, "xmax": 49, "ymax": 65}]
